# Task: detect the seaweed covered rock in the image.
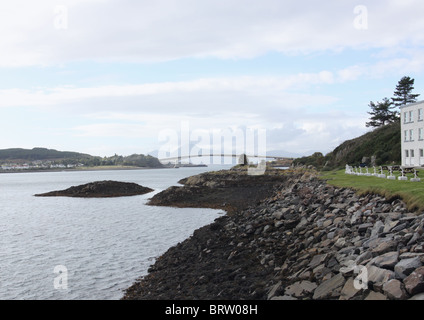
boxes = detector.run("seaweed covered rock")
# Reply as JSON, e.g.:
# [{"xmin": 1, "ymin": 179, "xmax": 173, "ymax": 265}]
[
  {"xmin": 147, "ymin": 167, "xmax": 301, "ymax": 213},
  {"xmin": 35, "ymin": 180, "xmax": 153, "ymax": 198}
]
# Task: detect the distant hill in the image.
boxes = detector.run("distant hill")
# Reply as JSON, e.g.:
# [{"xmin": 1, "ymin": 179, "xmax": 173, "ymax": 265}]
[
  {"xmin": 294, "ymin": 121, "xmax": 401, "ymax": 169},
  {"xmin": 0, "ymin": 148, "xmax": 92, "ymax": 161},
  {"xmin": 0, "ymin": 147, "xmax": 163, "ymax": 168}
]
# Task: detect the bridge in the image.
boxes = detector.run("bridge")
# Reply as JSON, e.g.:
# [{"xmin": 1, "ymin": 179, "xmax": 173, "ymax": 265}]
[{"xmin": 159, "ymin": 153, "xmax": 293, "ymax": 164}]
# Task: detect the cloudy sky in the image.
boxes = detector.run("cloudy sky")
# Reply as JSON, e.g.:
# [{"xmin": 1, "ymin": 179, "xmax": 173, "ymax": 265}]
[{"xmin": 1, "ymin": 0, "xmax": 423, "ymax": 158}]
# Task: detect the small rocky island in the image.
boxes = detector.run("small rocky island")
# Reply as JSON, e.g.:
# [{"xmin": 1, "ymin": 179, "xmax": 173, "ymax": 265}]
[{"xmin": 34, "ymin": 180, "xmax": 154, "ymax": 198}]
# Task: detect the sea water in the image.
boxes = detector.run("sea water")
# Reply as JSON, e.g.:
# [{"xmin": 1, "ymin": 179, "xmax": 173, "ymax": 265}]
[{"xmin": 0, "ymin": 166, "xmax": 228, "ymax": 300}]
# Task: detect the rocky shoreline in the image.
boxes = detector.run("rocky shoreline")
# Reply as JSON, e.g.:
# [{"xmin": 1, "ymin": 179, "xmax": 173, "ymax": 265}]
[
  {"xmin": 122, "ymin": 168, "xmax": 424, "ymax": 300},
  {"xmin": 147, "ymin": 167, "xmax": 294, "ymax": 213}
]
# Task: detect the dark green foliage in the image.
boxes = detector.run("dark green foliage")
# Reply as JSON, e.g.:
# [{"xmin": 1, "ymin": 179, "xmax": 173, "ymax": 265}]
[
  {"xmin": 392, "ymin": 76, "xmax": 420, "ymax": 107},
  {"xmin": 121, "ymin": 154, "xmax": 163, "ymax": 167},
  {"xmin": 0, "ymin": 147, "xmax": 91, "ymax": 161},
  {"xmin": 293, "ymin": 152, "xmax": 325, "ymax": 168},
  {"xmin": 294, "ymin": 121, "xmax": 401, "ymax": 169},
  {"xmin": 327, "ymin": 121, "xmax": 400, "ymax": 168},
  {"xmin": 0, "ymin": 147, "xmax": 163, "ymax": 168},
  {"xmin": 366, "ymin": 98, "xmax": 398, "ymax": 128}
]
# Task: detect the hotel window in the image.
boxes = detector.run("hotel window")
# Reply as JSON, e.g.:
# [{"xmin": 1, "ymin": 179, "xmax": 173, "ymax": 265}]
[
  {"xmin": 411, "ymin": 149, "xmax": 415, "ymax": 158},
  {"xmin": 420, "ymin": 149, "xmax": 424, "ymax": 158},
  {"xmin": 405, "ymin": 130, "xmax": 408, "ymax": 141},
  {"xmin": 419, "ymin": 109, "xmax": 423, "ymax": 121},
  {"xmin": 410, "ymin": 129, "xmax": 414, "ymax": 141},
  {"xmin": 420, "ymin": 128, "xmax": 424, "ymax": 140},
  {"xmin": 406, "ymin": 150, "xmax": 409, "ymax": 157},
  {"xmin": 404, "ymin": 112, "xmax": 408, "ymax": 123},
  {"xmin": 410, "ymin": 111, "xmax": 414, "ymax": 122}
]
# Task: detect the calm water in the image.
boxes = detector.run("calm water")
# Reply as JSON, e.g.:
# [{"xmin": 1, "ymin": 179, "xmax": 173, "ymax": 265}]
[{"xmin": 0, "ymin": 166, "xmax": 229, "ymax": 300}]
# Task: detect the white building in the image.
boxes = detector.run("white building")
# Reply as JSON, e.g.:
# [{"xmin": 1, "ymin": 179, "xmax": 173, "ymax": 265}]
[{"xmin": 400, "ymin": 100, "xmax": 424, "ymax": 167}]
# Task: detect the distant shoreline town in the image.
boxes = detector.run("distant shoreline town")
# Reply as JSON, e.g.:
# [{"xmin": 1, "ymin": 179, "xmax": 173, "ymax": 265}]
[
  {"xmin": 1, "ymin": 160, "xmax": 84, "ymax": 171},
  {"xmin": 0, "ymin": 147, "xmax": 165, "ymax": 173}
]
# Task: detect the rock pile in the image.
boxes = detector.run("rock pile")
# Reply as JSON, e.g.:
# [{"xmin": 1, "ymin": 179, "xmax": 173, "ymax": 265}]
[
  {"xmin": 123, "ymin": 169, "xmax": 424, "ymax": 300},
  {"xmin": 264, "ymin": 174, "xmax": 424, "ymax": 300}
]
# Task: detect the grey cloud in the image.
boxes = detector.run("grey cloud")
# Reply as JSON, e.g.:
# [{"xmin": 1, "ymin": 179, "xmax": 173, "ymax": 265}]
[{"xmin": 2, "ymin": 0, "xmax": 424, "ymax": 66}]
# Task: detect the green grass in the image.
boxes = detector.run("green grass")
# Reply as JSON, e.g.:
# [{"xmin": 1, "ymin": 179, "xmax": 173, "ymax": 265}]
[{"xmin": 321, "ymin": 169, "xmax": 424, "ymax": 213}]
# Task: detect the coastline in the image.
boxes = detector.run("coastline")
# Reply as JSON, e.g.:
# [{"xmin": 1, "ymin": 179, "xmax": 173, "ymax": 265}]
[
  {"xmin": 122, "ymin": 167, "xmax": 424, "ymax": 300},
  {"xmin": 0, "ymin": 165, "xmax": 166, "ymax": 174}
]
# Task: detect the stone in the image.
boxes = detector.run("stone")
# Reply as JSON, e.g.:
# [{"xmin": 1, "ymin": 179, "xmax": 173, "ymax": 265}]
[
  {"xmin": 407, "ymin": 233, "xmax": 420, "ymax": 246},
  {"xmin": 312, "ymin": 273, "xmax": 346, "ymax": 300},
  {"xmin": 308, "ymin": 254, "xmax": 328, "ymax": 269},
  {"xmin": 285, "ymin": 281, "xmax": 317, "ymax": 298},
  {"xmin": 403, "ymin": 266, "xmax": 424, "ymax": 296},
  {"xmin": 358, "ymin": 223, "xmax": 373, "ymax": 233},
  {"xmin": 392, "ymin": 223, "xmax": 408, "ymax": 233},
  {"xmin": 383, "ymin": 279, "xmax": 408, "ymax": 300},
  {"xmin": 326, "ymin": 256, "xmax": 339, "ymax": 269},
  {"xmin": 298, "ymin": 270, "xmax": 312, "ymax": 280},
  {"xmin": 263, "ymin": 225, "xmax": 271, "ymax": 233},
  {"xmin": 272, "ymin": 210, "xmax": 284, "ymax": 220},
  {"xmin": 295, "ymin": 217, "xmax": 308, "ymax": 230},
  {"xmin": 373, "ymin": 251, "xmax": 399, "ymax": 269},
  {"xmin": 363, "ymin": 237, "xmax": 390, "ymax": 250},
  {"xmin": 371, "ymin": 240, "xmax": 397, "ymax": 256},
  {"xmin": 350, "ymin": 211, "xmax": 362, "ymax": 225},
  {"xmin": 355, "ymin": 251, "xmax": 373, "ymax": 265},
  {"xmin": 387, "ymin": 212, "xmax": 402, "ymax": 221},
  {"xmin": 365, "ymin": 291, "xmax": 387, "ymax": 300},
  {"xmin": 313, "ymin": 264, "xmax": 331, "ymax": 279},
  {"xmin": 371, "ymin": 220, "xmax": 385, "ymax": 237},
  {"xmin": 339, "ymin": 278, "xmax": 362, "ymax": 300},
  {"xmin": 284, "ymin": 219, "xmax": 300, "ymax": 228},
  {"xmin": 334, "ymin": 217, "xmax": 344, "ymax": 226},
  {"xmin": 334, "ymin": 237, "xmax": 346, "ymax": 249},
  {"xmin": 270, "ymin": 295, "xmax": 297, "ymax": 300},
  {"xmin": 400, "ymin": 216, "xmax": 417, "ymax": 224},
  {"xmin": 384, "ymin": 220, "xmax": 399, "ymax": 233},
  {"xmin": 367, "ymin": 265, "xmax": 395, "ymax": 287},
  {"xmin": 394, "ymin": 257, "xmax": 422, "ymax": 279},
  {"xmin": 339, "ymin": 260, "xmax": 356, "ymax": 277},
  {"xmin": 413, "ymin": 244, "xmax": 424, "ymax": 253},
  {"xmin": 323, "ymin": 219, "xmax": 333, "ymax": 228},
  {"xmin": 400, "ymin": 252, "xmax": 424, "ymax": 259},
  {"xmin": 274, "ymin": 221, "xmax": 284, "ymax": 228},
  {"xmin": 409, "ymin": 293, "xmax": 424, "ymax": 300},
  {"xmin": 267, "ymin": 281, "xmax": 282, "ymax": 300}
]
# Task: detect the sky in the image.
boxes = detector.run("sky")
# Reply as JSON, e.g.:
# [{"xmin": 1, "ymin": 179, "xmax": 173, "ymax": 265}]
[{"xmin": 1, "ymin": 0, "xmax": 424, "ymax": 159}]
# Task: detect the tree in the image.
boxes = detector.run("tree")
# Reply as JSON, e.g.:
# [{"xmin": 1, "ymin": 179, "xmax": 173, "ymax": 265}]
[
  {"xmin": 366, "ymin": 97, "xmax": 398, "ymax": 128},
  {"xmin": 392, "ymin": 76, "xmax": 420, "ymax": 107}
]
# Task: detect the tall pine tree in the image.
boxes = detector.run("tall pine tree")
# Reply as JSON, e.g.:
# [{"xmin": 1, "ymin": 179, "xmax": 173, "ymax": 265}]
[
  {"xmin": 366, "ymin": 97, "xmax": 398, "ymax": 128},
  {"xmin": 392, "ymin": 76, "xmax": 420, "ymax": 107}
]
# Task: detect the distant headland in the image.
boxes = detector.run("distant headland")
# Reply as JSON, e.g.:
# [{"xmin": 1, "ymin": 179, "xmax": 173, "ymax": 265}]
[{"xmin": 0, "ymin": 147, "xmax": 164, "ymax": 173}]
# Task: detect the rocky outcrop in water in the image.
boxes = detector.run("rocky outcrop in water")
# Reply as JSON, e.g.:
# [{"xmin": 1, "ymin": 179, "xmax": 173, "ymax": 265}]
[
  {"xmin": 123, "ymin": 168, "xmax": 424, "ymax": 300},
  {"xmin": 147, "ymin": 168, "xmax": 294, "ymax": 213},
  {"xmin": 35, "ymin": 180, "xmax": 154, "ymax": 198}
]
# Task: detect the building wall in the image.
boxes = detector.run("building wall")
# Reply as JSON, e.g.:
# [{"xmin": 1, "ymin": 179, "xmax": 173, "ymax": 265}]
[{"xmin": 400, "ymin": 100, "xmax": 424, "ymax": 167}]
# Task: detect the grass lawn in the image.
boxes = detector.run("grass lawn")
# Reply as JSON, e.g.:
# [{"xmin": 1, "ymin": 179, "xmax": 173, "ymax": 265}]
[{"xmin": 321, "ymin": 169, "xmax": 424, "ymax": 213}]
